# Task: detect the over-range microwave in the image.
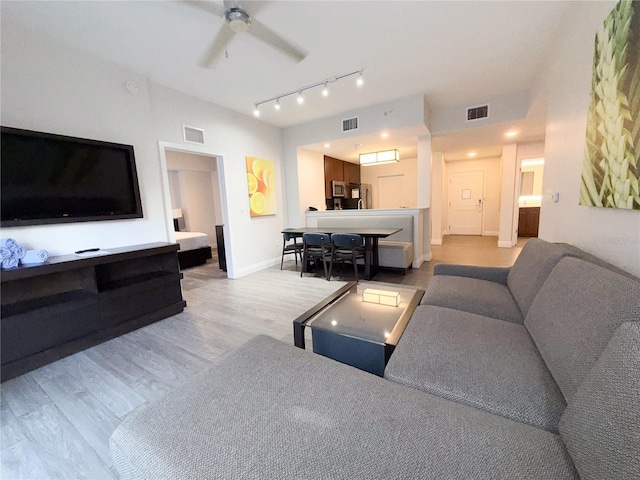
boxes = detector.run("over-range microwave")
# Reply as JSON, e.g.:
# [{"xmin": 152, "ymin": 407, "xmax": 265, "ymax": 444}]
[{"xmin": 332, "ymin": 180, "xmax": 346, "ymax": 197}]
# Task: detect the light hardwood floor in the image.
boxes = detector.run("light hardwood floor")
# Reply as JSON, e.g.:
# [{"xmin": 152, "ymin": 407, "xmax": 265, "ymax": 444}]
[{"xmin": 0, "ymin": 235, "xmax": 526, "ymax": 479}]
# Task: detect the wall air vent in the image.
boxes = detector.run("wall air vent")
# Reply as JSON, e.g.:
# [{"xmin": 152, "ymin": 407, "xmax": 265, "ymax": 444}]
[
  {"xmin": 342, "ymin": 116, "xmax": 359, "ymax": 132},
  {"xmin": 183, "ymin": 125, "xmax": 205, "ymax": 144},
  {"xmin": 466, "ymin": 105, "xmax": 489, "ymax": 122}
]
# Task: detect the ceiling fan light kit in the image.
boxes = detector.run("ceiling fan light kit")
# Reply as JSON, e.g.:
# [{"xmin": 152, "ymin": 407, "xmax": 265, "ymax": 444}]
[{"xmin": 252, "ymin": 69, "xmax": 364, "ymax": 115}]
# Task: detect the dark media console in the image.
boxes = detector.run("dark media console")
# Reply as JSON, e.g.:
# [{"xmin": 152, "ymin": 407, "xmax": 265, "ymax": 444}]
[{"xmin": 1, "ymin": 243, "xmax": 186, "ymax": 381}]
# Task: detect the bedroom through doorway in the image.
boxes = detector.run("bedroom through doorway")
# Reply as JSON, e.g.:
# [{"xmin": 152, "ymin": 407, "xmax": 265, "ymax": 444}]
[{"xmin": 160, "ymin": 144, "xmax": 229, "ymax": 277}]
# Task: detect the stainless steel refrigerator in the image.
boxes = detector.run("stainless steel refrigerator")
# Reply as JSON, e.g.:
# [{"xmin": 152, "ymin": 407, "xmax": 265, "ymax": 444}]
[{"xmin": 346, "ymin": 183, "xmax": 372, "ymax": 209}]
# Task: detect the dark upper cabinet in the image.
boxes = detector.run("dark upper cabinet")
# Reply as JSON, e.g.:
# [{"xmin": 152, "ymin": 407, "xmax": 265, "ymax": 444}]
[
  {"xmin": 324, "ymin": 156, "xmax": 360, "ymax": 198},
  {"xmin": 343, "ymin": 161, "xmax": 361, "ymax": 193}
]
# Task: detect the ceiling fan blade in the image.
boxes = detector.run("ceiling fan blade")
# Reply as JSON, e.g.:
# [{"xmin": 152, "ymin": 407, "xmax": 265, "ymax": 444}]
[
  {"xmin": 199, "ymin": 26, "xmax": 236, "ymax": 68},
  {"xmin": 182, "ymin": 0, "xmax": 226, "ymax": 18},
  {"xmin": 246, "ymin": 18, "xmax": 307, "ymax": 63}
]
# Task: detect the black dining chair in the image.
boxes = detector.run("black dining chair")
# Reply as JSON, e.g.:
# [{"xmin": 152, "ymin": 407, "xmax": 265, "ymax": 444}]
[
  {"xmin": 329, "ymin": 233, "xmax": 365, "ymax": 281},
  {"xmin": 281, "ymin": 231, "xmax": 304, "ymax": 270},
  {"xmin": 301, "ymin": 233, "xmax": 332, "ymax": 281}
]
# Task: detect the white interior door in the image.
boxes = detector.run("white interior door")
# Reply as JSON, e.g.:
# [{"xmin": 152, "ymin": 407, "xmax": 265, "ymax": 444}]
[
  {"xmin": 378, "ymin": 175, "xmax": 404, "ymax": 209},
  {"xmin": 448, "ymin": 170, "xmax": 484, "ymax": 235}
]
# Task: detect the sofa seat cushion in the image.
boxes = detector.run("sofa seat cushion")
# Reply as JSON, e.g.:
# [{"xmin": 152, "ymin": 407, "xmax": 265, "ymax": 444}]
[
  {"xmin": 421, "ymin": 275, "xmax": 524, "ymax": 324},
  {"xmin": 385, "ymin": 306, "xmax": 566, "ymax": 432},
  {"xmin": 111, "ymin": 335, "xmax": 578, "ymax": 480}
]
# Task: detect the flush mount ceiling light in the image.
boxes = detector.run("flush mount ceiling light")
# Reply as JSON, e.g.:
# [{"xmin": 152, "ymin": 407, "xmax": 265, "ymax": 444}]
[
  {"xmin": 468, "ymin": 152, "xmax": 477, "ymax": 157},
  {"xmin": 251, "ymin": 69, "xmax": 364, "ymax": 115},
  {"xmin": 505, "ymin": 130, "xmax": 518, "ymax": 137},
  {"xmin": 359, "ymin": 149, "xmax": 399, "ymax": 166}
]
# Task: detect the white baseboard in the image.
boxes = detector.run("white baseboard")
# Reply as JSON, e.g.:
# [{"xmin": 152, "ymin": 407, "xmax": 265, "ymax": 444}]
[
  {"xmin": 498, "ymin": 240, "xmax": 514, "ymax": 248},
  {"xmin": 483, "ymin": 231, "xmax": 499, "ymax": 237},
  {"xmin": 431, "ymin": 238, "xmax": 443, "ymax": 245},
  {"xmin": 423, "ymin": 252, "xmax": 432, "ymax": 261},
  {"xmin": 233, "ymin": 256, "xmax": 280, "ymax": 278}
]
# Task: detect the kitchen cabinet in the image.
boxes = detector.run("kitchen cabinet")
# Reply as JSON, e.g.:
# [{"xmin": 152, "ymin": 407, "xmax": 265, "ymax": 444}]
[
  {"xmin": 343, "ymin": 161, "xmax": 361, "ymax": 193},
  {"xmin": 324, "ymin": 155, "xmax": 360, "ymax": 199},
  {"xmin": 324, "ymin": 156, "xmax": 345, "ymax": 198}
]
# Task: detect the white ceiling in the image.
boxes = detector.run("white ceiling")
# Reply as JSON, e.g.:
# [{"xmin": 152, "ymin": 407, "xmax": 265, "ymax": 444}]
[{"xmin": 2, "ymin": 0, "xmax": 570, "ymax": 160}]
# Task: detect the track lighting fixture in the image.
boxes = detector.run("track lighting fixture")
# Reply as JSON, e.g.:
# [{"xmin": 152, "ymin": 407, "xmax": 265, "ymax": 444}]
[{"xmin": 251, "ymin": 69, "xmax": 364, "ymax": 116}]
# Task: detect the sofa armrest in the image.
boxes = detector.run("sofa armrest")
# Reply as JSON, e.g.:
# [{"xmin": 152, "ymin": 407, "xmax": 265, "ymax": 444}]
[{"xmin": 433, "ymin": 264, "xmax": 511, "ymax": 285}]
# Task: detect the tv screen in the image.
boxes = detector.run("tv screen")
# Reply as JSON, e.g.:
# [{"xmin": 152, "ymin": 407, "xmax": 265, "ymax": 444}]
[{"xmin": 1, "ymin": 127, "xmax": 143, "ymax": 227}]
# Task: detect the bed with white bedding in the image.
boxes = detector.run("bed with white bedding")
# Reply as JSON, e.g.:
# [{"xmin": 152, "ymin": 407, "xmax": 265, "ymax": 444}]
[{"xmin": 175, "ymin": 231, "xmax": 212, "ymax": 269}]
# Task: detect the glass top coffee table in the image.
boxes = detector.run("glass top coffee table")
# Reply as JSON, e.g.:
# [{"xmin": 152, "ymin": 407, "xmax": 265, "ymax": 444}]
[{"xmin": 293, "ymin": 281, "xmax": 424, "ymax": 376}]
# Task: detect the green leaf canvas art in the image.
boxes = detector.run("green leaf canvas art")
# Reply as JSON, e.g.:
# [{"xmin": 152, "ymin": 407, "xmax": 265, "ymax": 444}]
[{"xmin": 581, "ymin": 0, "xmax": 640, "ymax": 210}]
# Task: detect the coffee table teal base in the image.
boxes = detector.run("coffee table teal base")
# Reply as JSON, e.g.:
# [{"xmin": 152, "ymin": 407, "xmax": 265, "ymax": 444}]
[{"xmin": 293, "ymin": 282, "xmax": 424, "ymax": 376}]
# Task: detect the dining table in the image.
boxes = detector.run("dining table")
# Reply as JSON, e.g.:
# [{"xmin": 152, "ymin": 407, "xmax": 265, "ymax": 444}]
[{"xmin": 282, "ymin": 226, "xmax": 401, "ymax": 280}]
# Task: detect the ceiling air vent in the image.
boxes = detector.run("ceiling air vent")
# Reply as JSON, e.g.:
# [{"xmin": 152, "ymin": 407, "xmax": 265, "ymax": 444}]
[
  {"xmin": 183, "ymin": 125, "xmax": 205, "ymax": 144},
  {"xmin": 466, "ymin": 104, "xmax": 489, "ymax": 122},
  {"xmin": 342, "ymin": 116, "xmax": 359, "ymax": 132}
]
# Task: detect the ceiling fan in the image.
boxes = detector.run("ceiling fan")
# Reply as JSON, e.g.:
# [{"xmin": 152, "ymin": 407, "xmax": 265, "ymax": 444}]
[{"xmin": 186, "ymin": 0, "xmax": 307, "ymax": 68}]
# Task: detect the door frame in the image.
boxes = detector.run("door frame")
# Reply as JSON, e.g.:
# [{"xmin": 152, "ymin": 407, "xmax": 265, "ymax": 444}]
[{"xmin": 157, "ymin": 141, "xmax": 233, "ymax": 278}]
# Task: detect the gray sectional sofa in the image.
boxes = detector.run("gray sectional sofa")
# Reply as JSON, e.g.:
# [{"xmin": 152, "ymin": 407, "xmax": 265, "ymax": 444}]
[{"xmin": 110, "ymin": 239, "xmax": 639, "ymax": 479}]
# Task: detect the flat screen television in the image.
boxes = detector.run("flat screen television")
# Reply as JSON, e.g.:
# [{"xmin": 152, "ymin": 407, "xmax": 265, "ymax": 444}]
[{"xmin": 1, "ymin": 127, "xmax": 143, "ymax": 227}]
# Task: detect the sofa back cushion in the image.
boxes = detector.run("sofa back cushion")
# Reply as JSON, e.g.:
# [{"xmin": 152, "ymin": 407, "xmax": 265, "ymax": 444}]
[
  {"xmin": 507, "ymin": 238, "xmax": 574, "ymax": 316},
  {"xmin": 525, "ymin": 257, "xmax": 640, "ymax": 403},
  {"xmin": 316, "ymin": 215, "xmax": 413, "ymax": 243},
  {"xmin": 559, "ymin": 322, "xmax": 640, "ymax": 480}
]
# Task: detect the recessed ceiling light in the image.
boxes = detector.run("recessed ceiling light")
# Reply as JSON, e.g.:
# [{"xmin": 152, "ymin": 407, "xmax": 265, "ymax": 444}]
[
  {"xmin": 505, "ymin": 130, "xmax": 518, "ymax": 137},
  {"xmin": 324, "ymin": 143, "xmax": 330, "ymax": 148},
  {"xmin": 468, "ymin": 152, "xmax": 476, "ymax": 157},
  {"xmin": 381, "ymin": 132, "xmax": 389, "ymax": 138}
]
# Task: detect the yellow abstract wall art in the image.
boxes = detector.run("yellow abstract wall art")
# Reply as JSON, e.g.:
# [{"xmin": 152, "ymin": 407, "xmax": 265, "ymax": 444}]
[{"xmin": 246, "ymin": 156, "xmax": 276, "ymax": 216}]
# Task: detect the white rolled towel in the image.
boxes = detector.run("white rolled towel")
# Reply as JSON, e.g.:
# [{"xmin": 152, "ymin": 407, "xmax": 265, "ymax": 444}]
[
  {"xmin": 21, "ymin": 249, "xmax": 49, "ymax": 264},
  {"xmin": 11, "ymin": 246, "xmax": 26, "ymax": 259},
  {"xmin": 2, "ymin": 257, "xmax": 19, "ymax": 269},
  {"xmin": 0, "ymin": 247, "xmax": 11, "ymax": 260},
  {"xmin": 0, "ymin": 238, "xmax": 18, "ymax": 251}
]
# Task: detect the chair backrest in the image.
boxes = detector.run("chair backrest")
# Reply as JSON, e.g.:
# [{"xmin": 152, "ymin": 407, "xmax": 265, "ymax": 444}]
[
  {"xmin": 331, "ymin": 233, "xmax": 363, "ymax": 248},
  {"xmin": 303, "ymin": 233, "xmax": 331, "ymax": 247},
  {"xmin": 283, "ymin": 232, "xmax": 301, "ymax": 242}
]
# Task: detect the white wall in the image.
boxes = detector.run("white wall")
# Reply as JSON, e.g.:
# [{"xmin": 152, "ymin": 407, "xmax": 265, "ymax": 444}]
[
  {"xmin": 360, "ymin": 158, "xmax": 418, "ymax": 209},
  {"xmin": 445, "ymin": 156, "xmax": 501, "ymax": 236},
  {"xmin": 1, "ymin": 22, "xmax": 164, "ymax": 255},
  {"xmin": 296, "ymin": 148, "xmax": 326, "ymax": 215},
  {"xmin": 539, "ymin": 0, "xmax": 640, "ymax": 276},
  {"xmin": 1, "ymin": 21, "xmax": 286, "ymax": 277}
]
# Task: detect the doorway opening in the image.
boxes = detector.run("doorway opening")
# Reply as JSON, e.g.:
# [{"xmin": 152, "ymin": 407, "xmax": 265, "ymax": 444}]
[
  {"xmin": 517, "ymin": 158, "xmax": 544, "ymax": 238},
  {"xmin": 158, "ymin": 142, "xmax": 231, "ymax": 278}
]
